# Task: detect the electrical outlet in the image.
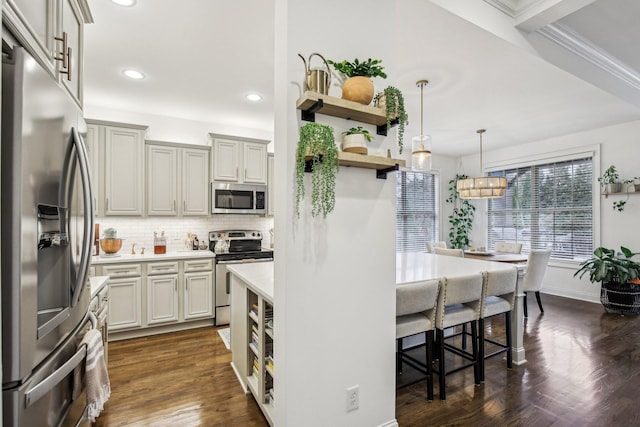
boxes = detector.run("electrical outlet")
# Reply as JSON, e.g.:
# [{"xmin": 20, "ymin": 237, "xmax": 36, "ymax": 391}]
[{"xmin": 346, "ymin": 385, "xmax": 359, "ymax": 412}]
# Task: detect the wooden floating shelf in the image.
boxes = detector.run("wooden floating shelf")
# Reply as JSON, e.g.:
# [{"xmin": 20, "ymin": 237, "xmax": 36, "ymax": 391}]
[
  {"xmin": 296, "ymin": 91, "xmax": 397, "ymax": 136},
  {"xmin": 304, "ymin": 152, "xmax": 406, "ymax": 179}
]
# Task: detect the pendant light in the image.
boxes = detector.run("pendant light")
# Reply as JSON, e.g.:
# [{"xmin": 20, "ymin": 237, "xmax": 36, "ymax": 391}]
[
  {"xmin": 411, "ymin": 79, "xmax": 432, "ymax": 172},
  {"xmin": 456, "ymin": 129, "xmax": 507, "ymax": 199}
]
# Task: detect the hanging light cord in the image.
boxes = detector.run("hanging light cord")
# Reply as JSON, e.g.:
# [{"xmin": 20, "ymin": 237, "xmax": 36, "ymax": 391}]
[
  {"xmin": 417, "ymin": 80, "xmax": 428, "ymax": 150},
  {"xmin": 477, "ymin": 129, "xmax": 486, "ymax": 177}
]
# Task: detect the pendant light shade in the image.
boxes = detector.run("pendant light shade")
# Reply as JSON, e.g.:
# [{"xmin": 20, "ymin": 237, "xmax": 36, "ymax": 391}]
[
  {"xmin": 457, "ymin": 129, "xmax": 507, "ymax": 199},
  {"xmin": 412, "ymin": 80, "xmax": 432, "ymax": 172}
]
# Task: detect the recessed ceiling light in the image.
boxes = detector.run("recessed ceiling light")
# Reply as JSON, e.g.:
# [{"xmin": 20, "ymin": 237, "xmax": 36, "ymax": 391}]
[
  {"xmin": 122, "ymin": 69, "xmax": 145, "ymax": 80},
  {"xmin": 246, "ymin": 93, "xmax": 262, "ymax": 102},
  {"xmin": 111, "ymin": 0, "xmax": 136, "ymax": 6}
]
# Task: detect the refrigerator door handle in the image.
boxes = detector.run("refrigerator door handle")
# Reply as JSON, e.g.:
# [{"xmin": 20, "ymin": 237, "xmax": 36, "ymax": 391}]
[{"xmin": 70, "ymin": 127, "xmax": 95, "ymax": 307}]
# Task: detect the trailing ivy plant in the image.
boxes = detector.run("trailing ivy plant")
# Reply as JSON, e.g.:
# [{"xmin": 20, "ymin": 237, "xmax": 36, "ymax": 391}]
[
  {"xmin": 296, "ymin": 123, "xmax": 339, "ymax": 218},
  {"xmin": 446, "ymin": 174, "xmax": 476, "ymax": 249},
  {"xmin": 374, "ymin": 86, "xmax": 408, "ymax": 154}
]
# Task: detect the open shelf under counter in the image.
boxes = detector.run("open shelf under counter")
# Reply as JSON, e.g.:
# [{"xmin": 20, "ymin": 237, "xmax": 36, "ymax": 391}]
[{"xmin": 296, "ymin": 91, "xmax": 398, "ymax": 135}]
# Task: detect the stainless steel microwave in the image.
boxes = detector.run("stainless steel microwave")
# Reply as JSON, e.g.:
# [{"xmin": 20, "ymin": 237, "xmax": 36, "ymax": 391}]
[{"xmin": 211, "ymin": 182, "xmax": 267, "ymax": 215}]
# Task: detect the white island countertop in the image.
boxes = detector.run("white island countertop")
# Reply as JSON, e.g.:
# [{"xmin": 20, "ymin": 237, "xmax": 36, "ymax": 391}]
[
  {"xmin": 227, "ymin": 261, "xmax": 274, "ymax": 302},
  {"xmin": 89, "ymin": 275, "xmax": 109, "ymax": 298},
  {"xmin": 396, "ymin": 251, "xmax": 520, "ymax": 284},
  {"xmin": 91, "ymin": 250, "xmax": 215, "ymax": 265}
]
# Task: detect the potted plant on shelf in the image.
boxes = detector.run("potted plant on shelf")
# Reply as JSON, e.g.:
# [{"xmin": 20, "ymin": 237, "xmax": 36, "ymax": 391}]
[
  {"xmin": 598, "ymin": 165, "xmax": 622, "ymax": 194},
  {"xmin": 574, "ymin": 246, "xmax": 640, "ymax": 315},
  {"xmin": 327, "ymin": 57, "xmax": 387, "ymax": 105},
  {"xmin": 341, "ymin": 126, "xmax": 373, "ymax": 155},
  {"xmin": 296, "ymin": 123, "xmax": 339, "ymax": 218},
  {"xmin": 374, "ymin": 86, "xmax": 408, "ymax": 154},
  {"xmin": 445, "ymin": 174, "xmax": 476, "ymax": 249}
]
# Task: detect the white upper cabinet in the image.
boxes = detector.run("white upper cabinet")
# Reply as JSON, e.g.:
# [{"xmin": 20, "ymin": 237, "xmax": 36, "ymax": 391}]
[
  {"xmin": 147, "ymin": 142, "xmax": 210, "ymax": 217},
  {"xmin": 86, "ymin": 120, "xmax": 148, "ymax": 216},
  {"xmin": 4, "ymin": 0, "xmax": 92, "ymax": 107},
  {"xmin": 210, "ymin": 134, "xmax": 269, "ymax": 184}
]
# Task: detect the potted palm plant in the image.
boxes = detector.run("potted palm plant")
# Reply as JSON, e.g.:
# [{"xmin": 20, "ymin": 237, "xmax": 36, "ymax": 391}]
[
  {"xmin": 296, "ymin": 123, "xmax": 339, "ymax": 218},
  {"xmin": 574, "ymin": 246, "xmax": 640, "ymax": 315},
  {"xmin": 328, "ymin": 57, "xmax": 387, "ymax": 105},
  {"xmin": 374, "ymin": 86, "xmax": 408, "ymax": 154}
]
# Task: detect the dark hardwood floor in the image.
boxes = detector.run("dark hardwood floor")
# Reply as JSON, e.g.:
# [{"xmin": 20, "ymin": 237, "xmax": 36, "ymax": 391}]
[{"xmin": 95, "ymin": 294, "xmax": 640, "ymax": 426}]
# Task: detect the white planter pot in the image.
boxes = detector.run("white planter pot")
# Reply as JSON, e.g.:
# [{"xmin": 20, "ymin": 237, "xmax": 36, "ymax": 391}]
[{"xmin": 342, "ymin": 134, "xmax": 368, "ymax": 155}]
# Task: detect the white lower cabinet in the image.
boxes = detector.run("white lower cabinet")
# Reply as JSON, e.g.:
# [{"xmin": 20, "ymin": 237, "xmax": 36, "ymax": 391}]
[
  {"xmin": 108, "ymin": 277, "xmax": 142, "ymax": 331},
  {"xmin": 184, "ymin": 271, "xmax": 213, "ymax": 320},
  {"xmin": 97, "ymin": 257, "xmax": 213, "ymax": 339}
]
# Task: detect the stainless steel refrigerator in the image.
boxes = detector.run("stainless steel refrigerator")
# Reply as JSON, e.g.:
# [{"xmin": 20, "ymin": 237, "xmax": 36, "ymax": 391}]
[{"xmin": 2, "ymin": 45, "xmax": 96, "ymax": 426}]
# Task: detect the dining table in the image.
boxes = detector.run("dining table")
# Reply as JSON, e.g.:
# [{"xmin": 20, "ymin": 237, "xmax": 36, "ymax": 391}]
[{"xmin": 396, "ymin": 252, "xmax": 528, "ymax": 365}]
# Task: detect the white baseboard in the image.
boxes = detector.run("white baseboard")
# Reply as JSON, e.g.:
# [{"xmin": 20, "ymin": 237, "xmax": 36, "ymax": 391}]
[
  {"xmin": 378, "ymin": 420, "xmax": 399, "ymax": 427},
  {"xmin": 540, "ymin": 287, "xmax": 600, "ymax": 304}
]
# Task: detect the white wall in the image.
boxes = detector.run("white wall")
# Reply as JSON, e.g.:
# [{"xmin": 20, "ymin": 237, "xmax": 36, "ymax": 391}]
[
  {"xmin": 84, "ymin": 105, "xmax": 274, "ymax": 150},
  {"xmin": 274, "ymin": 0, "xmax": 399, "ymax": 425},
  {"xmin": 458, "ymin": 119, "xmax": 640, "ymax": 303}
]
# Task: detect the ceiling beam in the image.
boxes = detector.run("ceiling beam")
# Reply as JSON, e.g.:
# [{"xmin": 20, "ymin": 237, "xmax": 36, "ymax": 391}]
[{"xmin": 513, "ymin": 0, "xmax": 597, "ymax": 32}]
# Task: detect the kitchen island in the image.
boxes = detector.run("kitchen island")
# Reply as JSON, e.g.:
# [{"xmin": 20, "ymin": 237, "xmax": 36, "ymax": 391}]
[{"xmin": 228, "ymin": 261, "xmax": 274, "ymax": 426}]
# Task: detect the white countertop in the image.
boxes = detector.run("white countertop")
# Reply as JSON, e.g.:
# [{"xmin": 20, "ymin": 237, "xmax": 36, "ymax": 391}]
[
  {"xmin": 227, "ymin": 261, "xmax": 274, "ymax": 302},
  {"xmin": 89, "ymin": 275, "xmax": 109, "ymax": 298},
  {"xmin": 91, "ymin": 250, "xmax": 215, "ymax": 265},
  {"xmin": 396, "ymin": 252, "xmax": 519, "ymax": 284}
]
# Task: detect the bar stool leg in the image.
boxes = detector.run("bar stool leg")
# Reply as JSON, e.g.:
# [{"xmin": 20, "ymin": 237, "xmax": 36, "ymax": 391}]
[
  {"xmin": 478, "ymin": 318, "xmax": 485, "ymax": 382},
  {"xmin": 471, "ymin": 321, "xmax": 480, "ymax": 385},
  {"xmin": 505, "ymin": 312, "xmax": 513, "ymax": 369},
  {"xmin": 426, "ymin": 330, "xmax": 434, "ymax": 401},
  {"xmin": 437, "ymin": 329, "xmax": 446, "ymax": 400}
]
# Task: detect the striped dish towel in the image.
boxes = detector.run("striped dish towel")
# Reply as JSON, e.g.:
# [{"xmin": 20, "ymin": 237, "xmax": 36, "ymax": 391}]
[{"xmin": 73, "ymin": 329, "xmax": 111, "ymax": 422}]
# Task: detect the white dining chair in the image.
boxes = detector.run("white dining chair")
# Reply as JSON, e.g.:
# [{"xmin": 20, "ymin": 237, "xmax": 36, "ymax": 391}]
[
  {"xmin": 427, "ymin": 241, "xmax": 447, "ymax": 253},
  {"xmin": 495, "ymin": 242, "xmax": 523, "ymax": 254},
  {"xmin": 521, "ymin": 249, "xmax": 552, "ymax": 317},
  {"xmin": 434, "ymin": 247, "xmax": 464, "ymax": 258}
]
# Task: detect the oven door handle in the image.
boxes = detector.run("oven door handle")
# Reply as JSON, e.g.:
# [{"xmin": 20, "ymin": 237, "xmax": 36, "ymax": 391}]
[
  {"xmin": 24, "ymin": 312, "xmax": 97, "ymax": 408},
  {"xmin": 217, "ymin": 258, "xmax": 273, "ymax": 265}
]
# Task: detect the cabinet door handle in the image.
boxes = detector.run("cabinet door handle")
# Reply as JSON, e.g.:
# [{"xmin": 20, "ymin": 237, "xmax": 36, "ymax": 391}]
[
  {"xmin": 173, "ymin": 200, "xmax": 176, "ymax": 211},
  {"xmin": 183, "ymin": 200, "xmax": 186, "ymax": 211},
  {"xmin": 106, "ymin": 198, "xmax": 109, "ymax": 213},
  {"xmin": 53, "ymin": 32, "xmax": 68, "ymax": 69},
  {"xmin": 244, "ymin": 168, "xmax": 247, "ymax": 180},
  {"xmin": 236, "ymin": 167, "xmax": 239, "ymax": 179}
]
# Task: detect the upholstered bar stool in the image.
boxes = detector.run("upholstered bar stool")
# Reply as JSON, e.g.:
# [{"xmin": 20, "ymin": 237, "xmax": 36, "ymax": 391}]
[
  {"xmin": 434, "ymin": 273, "xmax": 484, "ymax": 400},
  {"xmin": 434, "ymin": 247, "xmax": 464, "ymax": 257},
  {"xmin": 478, "ymin": 267, "xmax": 518, "ymax": 382},
  {"xmin": 396, "ymin": 279, "xmax": 440, "ymax": 400}
]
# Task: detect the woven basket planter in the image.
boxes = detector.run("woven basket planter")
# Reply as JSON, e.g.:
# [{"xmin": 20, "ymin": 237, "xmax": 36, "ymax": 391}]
[{"xmin": 600, "ymin": 281, "xmax": 640, "ymax": 315}]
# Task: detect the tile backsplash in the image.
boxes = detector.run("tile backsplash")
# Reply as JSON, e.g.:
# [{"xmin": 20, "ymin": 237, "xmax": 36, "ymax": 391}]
[{"xmin": 96, "ymin": 215, "xmax": 275, "ymax": 253}]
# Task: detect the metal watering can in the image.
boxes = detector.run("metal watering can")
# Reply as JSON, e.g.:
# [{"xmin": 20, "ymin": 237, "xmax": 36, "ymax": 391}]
[{"xmin": 298, "ymin": 53, "xmax": 331, "ymax": 95}]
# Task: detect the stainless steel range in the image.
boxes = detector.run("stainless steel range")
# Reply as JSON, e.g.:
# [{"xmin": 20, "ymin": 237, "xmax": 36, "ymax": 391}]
[{"xmin": 209, "ymin": 230, "xmax": 273, "ymax": 325}]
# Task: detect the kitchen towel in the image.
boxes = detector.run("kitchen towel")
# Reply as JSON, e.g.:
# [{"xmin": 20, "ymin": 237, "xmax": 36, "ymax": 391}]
[{"xmin": 73, "ymin": 329, "xmax": 111, "ymax": 422}]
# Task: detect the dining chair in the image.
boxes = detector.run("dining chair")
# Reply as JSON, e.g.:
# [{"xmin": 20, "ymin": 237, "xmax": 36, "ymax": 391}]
[
  {"xmin": 494, "ymin": 242, "xmax": 523, "ymax": 254},
  {"xmin": 427, "ymin": 241, "xmax": 447, "ymax": 253},
  {"xmin": 434, "ymin": 273, "xmax": 484, "ymax": 400},
  {"xmin": 434, "ymin": 247, "xmax": 464, "ymax": 258},
  {"xmin": 477, "ymin": 267, "xmax": 518, "ymax": 382},
  {"xmin": 396, "ymin": 279, "xmax": 440, "ymax": 400},
  {"xmin": 521, "ymin": 249, "xmax": 552, "ymax": 317}
]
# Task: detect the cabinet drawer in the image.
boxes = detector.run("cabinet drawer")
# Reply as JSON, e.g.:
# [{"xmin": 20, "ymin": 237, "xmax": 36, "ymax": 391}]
[
  {"xmin": 102, "ymin": 264, "xmax": 142, "ymax": 278},
  {"xmin": 184, "ymin": 259, "xmax": 212, "ymax": 272},
  {"xmin": 148, "ymin": 261, "xmax": 179, "ymax": 275}
]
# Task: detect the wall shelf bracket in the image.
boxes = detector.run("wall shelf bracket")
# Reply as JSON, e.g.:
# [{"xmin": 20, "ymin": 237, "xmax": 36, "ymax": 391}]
[
  {"xmin": 376, "ymin": 164, "xmax": 399, "ymax": 179},
  {"xmin": 300, "ymin": 99, "xmax": 324, "ymax": 122}
]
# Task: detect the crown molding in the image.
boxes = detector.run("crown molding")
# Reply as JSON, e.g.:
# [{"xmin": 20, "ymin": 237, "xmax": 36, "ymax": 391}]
[
  {"xmin": 537, "ymin": 23, "xmax": 640, "ymax": 91},
  {"xmin": 483, "ymin": 0, "xmax": 546, "ymax": 19}
]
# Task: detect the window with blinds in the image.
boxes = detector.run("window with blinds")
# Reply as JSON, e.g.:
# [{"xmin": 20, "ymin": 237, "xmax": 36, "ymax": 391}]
[
  {"xmin": 487, "ymin": 157, "xmax": 593, "ymax": 261},
  {"xmin": 396, "ymin": 171, "xmax": 439, "ymax": 252}
]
